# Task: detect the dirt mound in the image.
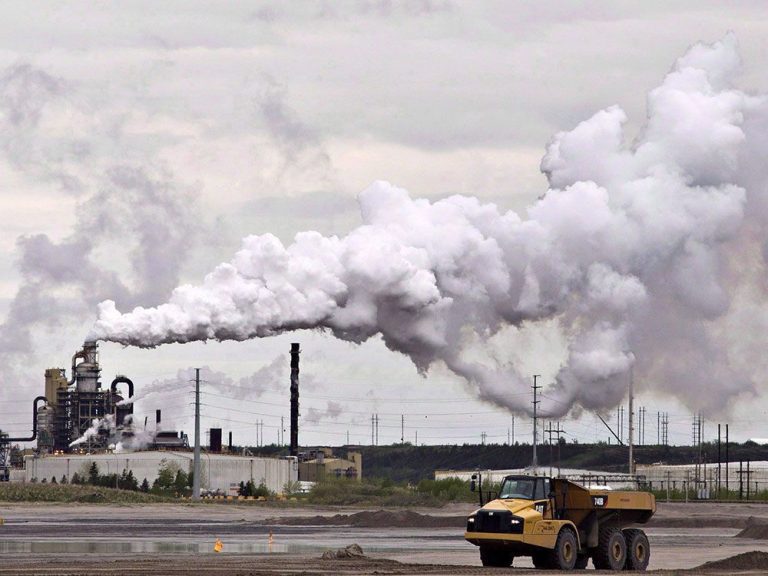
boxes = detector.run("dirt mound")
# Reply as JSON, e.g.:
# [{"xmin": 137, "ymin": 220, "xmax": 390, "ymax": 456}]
[
  {"xmin": 695, "ymin": 551, "xmax": 768, "ymax": 571},
  {"xmin": 266, "ymin": 510, "xmax": 465, "ymax": 528},
  {"xmin": 348, "ymin": 510, "xmax": 464, "ymax": 527},
  {"xmin": 736, "ymin": 517, "xmax": 768, "ymax": 539},
  {"xmin": 649, "ymin": 516, "xmax": 746, "ymax": 529},
  {"xmin": 321, "ymin": 543, "xmax": 365, "ymax": 560}
]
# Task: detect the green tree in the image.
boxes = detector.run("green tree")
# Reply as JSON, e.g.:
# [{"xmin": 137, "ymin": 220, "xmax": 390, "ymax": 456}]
[
  {"xmin": 140, "ymin": 478, "xmax": 150, "ymax": 492},
  {"xmin": 125, "ymin": 470, "xmax": 139, "ymax": 491},
  {"xmin": 88, "ymin": 462, "xmax": 100, "ymax": 485},
  {"xmin": 173, "ymin": 470, "xmax": 189, "ymax": 495},
  {"xmin": 253, "ymin": 481, "xmax": 271, "ymax": 498},
  {"xmin": 151, "ymin": 460, "xmax": 177, "ymax": 495},
  {"xmin": 60, "ymin": 475, "xmax": 68, "ymax": 485},
  {"xmin": 71, "ymin": 472, "xmax": 82, "ymax": 485}
]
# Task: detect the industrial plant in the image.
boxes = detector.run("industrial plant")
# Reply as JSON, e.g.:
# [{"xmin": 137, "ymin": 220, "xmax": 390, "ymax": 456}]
[{"xmin": 0, "ymin": 340, "xmax": 304, "ymax": 493}]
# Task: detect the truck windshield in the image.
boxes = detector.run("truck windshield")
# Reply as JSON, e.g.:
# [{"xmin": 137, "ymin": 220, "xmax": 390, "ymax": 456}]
[{"xmin": 499, "ymin": 477, "xmax": 536, "ymax": 500}]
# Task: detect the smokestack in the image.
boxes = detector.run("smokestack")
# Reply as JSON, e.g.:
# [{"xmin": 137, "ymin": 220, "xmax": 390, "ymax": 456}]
[
  {"xmin": 290, "ymin": 343, "xmax": 300, "ymax": 457},
  {"xmin": 210, "ymin": 428, "xmax": 222, "ymax": 452},
  {"xmin": 156, "ymin": 409, "xmax": 161, "ymax": 426},
  {"xmin": 228, "ymin": 431, "xmax": 233, "ymax": 452}
]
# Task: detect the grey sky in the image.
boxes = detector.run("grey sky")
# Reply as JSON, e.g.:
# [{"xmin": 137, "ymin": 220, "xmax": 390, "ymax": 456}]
[{"xmin": 1, "ymin": 1, "xmax": 768, "ymax": 448}]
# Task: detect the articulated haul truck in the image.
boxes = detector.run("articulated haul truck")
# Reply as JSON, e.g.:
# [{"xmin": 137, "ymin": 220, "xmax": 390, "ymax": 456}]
[{"xmin": 465, "ymin": 475, "xmax": 655, "ymax": 570}]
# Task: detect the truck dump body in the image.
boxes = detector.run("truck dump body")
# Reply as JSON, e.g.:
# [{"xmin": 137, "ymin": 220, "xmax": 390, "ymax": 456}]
[{"xmin": 550, "ymin": 477, "xmax": 655, "ymax": 527}]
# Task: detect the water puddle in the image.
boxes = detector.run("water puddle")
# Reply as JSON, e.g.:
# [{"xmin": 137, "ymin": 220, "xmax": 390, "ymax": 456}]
[{"xmin": 0, "ymin": 531, "xmax": 466, "ymax": 555}]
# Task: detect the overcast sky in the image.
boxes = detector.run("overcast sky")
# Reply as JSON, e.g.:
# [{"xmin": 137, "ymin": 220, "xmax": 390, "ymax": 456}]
[{"xmin": 2, "ymin": 1, "xmax": 768, "ymax": 450}]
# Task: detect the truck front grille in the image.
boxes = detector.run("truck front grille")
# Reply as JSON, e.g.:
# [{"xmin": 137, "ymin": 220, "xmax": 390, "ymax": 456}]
[{"xmin": 471, "ymin": 510, "xmax": 523, "ymax": 534}]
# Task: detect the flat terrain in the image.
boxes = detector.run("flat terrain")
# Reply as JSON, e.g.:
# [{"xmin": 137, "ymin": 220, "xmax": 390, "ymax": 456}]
[{"xmin": 0, "ymin": 501, "xmax": 767, "ymax": 574}]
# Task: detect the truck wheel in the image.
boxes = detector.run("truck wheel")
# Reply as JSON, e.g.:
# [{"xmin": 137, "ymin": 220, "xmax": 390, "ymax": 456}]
[
  {"xmin": 593, "ymin": 527, "xmax": 627, "ymax": 571},
  {"xmin": 480, "ymin": 547, "xmax": 513, "ymax": 567},
  {"xmin": 623, "ymin": 529, "xmax": 650, "ymax": 571},
  {"xmin": 574, "ymin": 555, "xmax": 589, "ymax": 569},
  {"xmin": 549, "ymin": 528, "xmax": 577, "ymax": 570}
]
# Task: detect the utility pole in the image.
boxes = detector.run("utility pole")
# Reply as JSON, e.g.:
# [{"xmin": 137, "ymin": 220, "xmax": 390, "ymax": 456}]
[
  {"xmin": 725, "ymin": 424, "xmax": 729, "ymax": 492},
  {"xmin": 532, "ymin": 375, "xmax": 541, "ymax": 472},
  {"xmin": 346, "ymin": 430, "xmax": 349, "ymax": 445},
  {"xmin": 545, "ymin": 422, "xmax": 554, "ymax": 477},
  {"xmin": 371, "ymin": 414, "xmax": 375, "ymax": 446},
  {"xmin": 512, "ymin": 416, "xmax": 515, "ymax": 444},
  {"xmin": 717, "ymin": 424, "xmax": 721, "ymax": 496},
  {"xmin": 401, "ymin": 415, "xmax": 404, "ymax": 444},
  {"xmin": 628, "ymin": 362, "xmax": 634, "ymax": 476},
  {"xmin": 192, "ymin": 368, "xmax": 201, "ymax": 500},
  {"xmin": 657, "ymin": 411, "xmax": 661, "ymax": 445},
  {"xmin": 554, "ymin": 421, "xmax": 565, "ymax": 476},
  {"xmin": 280, "ymin": 416, "xmax": 284, "ymax": 446},
  {"xmin": 618, "ymin": 406, "xmax": 625, "ymax": 444},
  {"xmin": 376, "ymin": 414, "xmax": 379, "ymax": 446}
]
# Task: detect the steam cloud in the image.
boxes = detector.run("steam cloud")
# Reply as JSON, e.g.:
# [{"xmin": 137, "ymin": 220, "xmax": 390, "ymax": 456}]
[
  {"xmin": 0, "ymin": 63, "xmax": 202, "ymax": 400},
  {"xmin": 91, "ymin": 37, "xmax": 768, "ymax": 418}
]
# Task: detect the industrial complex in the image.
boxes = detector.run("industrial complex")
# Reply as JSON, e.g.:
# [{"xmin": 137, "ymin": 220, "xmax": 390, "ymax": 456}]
[{"xmin": 0, "ymin": 340, "xmax": 351, "ymax": 493}]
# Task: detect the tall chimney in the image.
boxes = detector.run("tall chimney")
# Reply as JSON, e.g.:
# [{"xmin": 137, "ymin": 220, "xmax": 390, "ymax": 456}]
[
  {"xmin": 228, "ymin": 431, "xmax": 233, "ymax": 452},
  {"xmin": 156, "ymin": 409, "xmax": 161, "ymax": 426},
  {"xmin": 290, "ymin": 343, "xmax": 300, "ymax": 457}
]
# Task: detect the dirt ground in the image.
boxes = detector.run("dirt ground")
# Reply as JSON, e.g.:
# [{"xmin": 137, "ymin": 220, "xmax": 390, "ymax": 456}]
[{"xmin": 0, "ymin": 501, "xmax": 767, "ymax": 575}]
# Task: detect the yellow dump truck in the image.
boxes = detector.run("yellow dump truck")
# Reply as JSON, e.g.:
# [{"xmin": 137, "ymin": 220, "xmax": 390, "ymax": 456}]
[{"xmin": 464, "ymin": 475, "xmax": 655, "ymax": 570}]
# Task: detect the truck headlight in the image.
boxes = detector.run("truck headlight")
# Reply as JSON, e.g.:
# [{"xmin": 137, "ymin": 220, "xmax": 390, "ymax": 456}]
[{"xmin": 510, "ymin": 518, "xmax": 521, "ymax": 525}]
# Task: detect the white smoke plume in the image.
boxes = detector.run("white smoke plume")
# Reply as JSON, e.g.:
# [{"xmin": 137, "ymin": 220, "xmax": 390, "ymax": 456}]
[
  {"xmin": 114, "ymin": 415, "xmax": 156, "ymax": 453},
  {"xmin": 119, "ymin": 357, "xmax": 286, "ymax": 408},
  {"xmin": 0, "ymin": 62, "xmax": 202, "ymax": 404},
  {"xmin": 91, "ymin": 36, "xmax": 768, "ymax": 419},
  {"xmin": 69, "ymin": 415, "xmax": 115, "ymax": 447}
]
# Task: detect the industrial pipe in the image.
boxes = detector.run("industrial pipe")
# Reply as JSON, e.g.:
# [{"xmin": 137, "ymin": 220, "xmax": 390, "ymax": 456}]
[
  {"xmin": 110, "ymin": 375, "xmax": 134, "ymax": 399},
  {"xmin": 67, "ymin": 349, "xmax": 86, "ymax": 385},
  {"xmin": 4, "ymin": 396, "xmax": 48, "ymax": 442}
]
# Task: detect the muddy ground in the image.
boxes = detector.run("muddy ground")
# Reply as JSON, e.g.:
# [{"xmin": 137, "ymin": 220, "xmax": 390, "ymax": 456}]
[{"xmin": 0, "ymin": 501, "xmax": 767, "ymax": 574}]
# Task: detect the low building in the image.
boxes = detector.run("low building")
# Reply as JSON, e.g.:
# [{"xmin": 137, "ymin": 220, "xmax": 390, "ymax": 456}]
[
  {"xmin": 435, "ymin": 467, "xmax": 640, "ymax": 490},
  {"xmin": 23, "ymin": 451, "xmax": 297, "ymax": 494},
  {"xmin": 298, "ymin": 448, "xmax": 361, "ymax": 481},
  {"xmin": 636, "ymin": 461, "xmax": 768, "ymax": 497}
]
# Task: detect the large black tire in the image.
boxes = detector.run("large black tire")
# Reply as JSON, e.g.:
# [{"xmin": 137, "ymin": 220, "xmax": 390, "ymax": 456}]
[
  {"xmin": 574, "ymin": 555, "xmax": 590, "ymax": 569},
  {"xmin": 593, "ymin": 527, "xmax": 627, "ymax": 571},
  {"xmin": 480, "ymin": 547, "xmax": 513, "ymax": 567},
  {"xmin": 548, "ymin": 528, "xmax": 578, "ymax": 570},
  {"xmin": 623, "ymin": 528, "xmax": 650, "ymax": 571}
]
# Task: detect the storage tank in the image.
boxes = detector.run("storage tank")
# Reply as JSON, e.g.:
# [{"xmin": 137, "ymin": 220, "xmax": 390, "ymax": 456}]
[
  {"xmin": 36, "ymin": 404, "xmax": 55, "ymax": 452},
  {"xmin": 74, "ymin": 340, "xmax": 100, "ymax": 392}
]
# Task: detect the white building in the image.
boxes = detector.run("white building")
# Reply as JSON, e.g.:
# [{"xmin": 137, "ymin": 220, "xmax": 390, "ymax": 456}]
[
  {"xmin": 24, "ymin": 451, "xmax": 297, "ymax": 494},
  {"xmin": 435, "ymin": 467, "xmax": 640, "ymax": 489},
  {"xmin": 636, "ymin": 461, "xmax": 768, "ymax": 495}
]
